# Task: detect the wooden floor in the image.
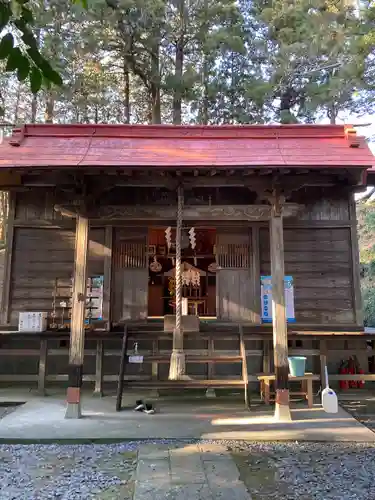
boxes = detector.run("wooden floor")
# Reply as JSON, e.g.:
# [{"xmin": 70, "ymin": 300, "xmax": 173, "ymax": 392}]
[{"xmin": 0, "ymin": 319, "xmax": 369, "ymax": 338}]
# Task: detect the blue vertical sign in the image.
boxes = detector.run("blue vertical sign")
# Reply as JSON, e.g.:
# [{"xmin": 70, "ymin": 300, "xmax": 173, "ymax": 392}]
[{"xmin": 261, "ymin": 275, "xmax": 296, "ymax": 323}]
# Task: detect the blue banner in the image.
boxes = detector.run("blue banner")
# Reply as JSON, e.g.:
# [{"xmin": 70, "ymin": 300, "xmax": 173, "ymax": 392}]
[{"xmin": 260, "ymin": 275, "xmax": 296, "ymax": 323}]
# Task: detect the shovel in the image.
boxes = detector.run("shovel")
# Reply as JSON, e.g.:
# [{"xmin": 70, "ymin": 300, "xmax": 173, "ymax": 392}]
[{"xmin": 321, "ymin": 365, "xmax": 338, "ymax": 413}]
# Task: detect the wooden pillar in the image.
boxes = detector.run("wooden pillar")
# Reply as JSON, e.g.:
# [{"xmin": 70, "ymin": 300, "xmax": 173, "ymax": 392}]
[
  {"xmin": 0, "ymin": 191, "xmax": 15, "ymax": 325},
  {"xmin": 251, "ymin": 225, "xmax": 261, "ymax": 324},
  {"xmin": 270, "ymin": 194, "xmax": 291, "ymax": 421},
  {"xmin": 349, "ymin": 193, "xmax": 363, "ymax": 326},
  {"xmin": 93, "ymin": 339, "xmax": 104, "ymax": 397},
  {"xmin": 65, "ymin": 214, "xmax": 89, "ymax": 419},
  {"xmin": 38, "ymin": 338, "xmax": 48, "ymax": 395},
  {"xmin": 169, "ymin": 185, "xmax": 186, "ymax": 379},
  {"xmin": 102, "ymin": 225, "xmax": 113, "ymax": 329},
  {"xmin": 320, "ymin": 339, "xmax": 328, "ymax": 389}
]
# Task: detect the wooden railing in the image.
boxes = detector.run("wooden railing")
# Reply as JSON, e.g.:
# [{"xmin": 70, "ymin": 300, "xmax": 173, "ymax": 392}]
[{"xmin": 0, "ymin": 328, "xmax": 374, "ymax": 396}]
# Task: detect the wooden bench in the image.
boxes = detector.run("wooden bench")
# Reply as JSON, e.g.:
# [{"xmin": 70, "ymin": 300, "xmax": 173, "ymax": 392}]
[
  {"xmin": 257, "ymin": 373, "xmax": 320, "ymax": 408},
  {"xmin": 116, "ymin": 324, "xmax": 251, "ymax": 411},
  {"xmin": 128, "ymin": 379, "xmax": 245, "ymax": 388}
]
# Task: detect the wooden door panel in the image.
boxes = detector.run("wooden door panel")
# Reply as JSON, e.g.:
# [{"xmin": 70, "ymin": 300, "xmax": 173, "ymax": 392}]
[
  {"xmin": 216, "ymin": 229, "xmax": 255, "ymax": 322},
  {"xmin": 122, "ymin": 268, "xmax": 148, "ymax": 320},
  {"xmin": 112, "ymin": 228, "xmax": 148, "ymax": 322}
]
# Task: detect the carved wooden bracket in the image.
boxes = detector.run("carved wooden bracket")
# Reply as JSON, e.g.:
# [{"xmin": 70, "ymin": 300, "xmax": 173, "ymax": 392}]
[
  {"xmin": 266, "ymin": 188, "xmax": 286, "ymax": 217},
  {"xmin": 54, "ymin": 203, "xmax": 87, "ymax": 219}
]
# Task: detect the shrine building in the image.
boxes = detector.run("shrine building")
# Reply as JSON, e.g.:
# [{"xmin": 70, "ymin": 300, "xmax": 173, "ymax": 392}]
[{"xmin": 0, "ymin": 123, "xmax": 373, "ymax": 418}]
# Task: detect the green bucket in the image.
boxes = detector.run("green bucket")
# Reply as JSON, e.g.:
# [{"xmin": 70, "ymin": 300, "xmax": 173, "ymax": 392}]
[{"xmin": 288, "ymin": 356, "xmax": 306, "ymax": 377}]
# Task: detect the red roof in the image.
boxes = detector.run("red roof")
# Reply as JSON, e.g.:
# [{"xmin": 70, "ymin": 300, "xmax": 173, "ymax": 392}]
[{"xmin": 0, "ymin": 123, "xmax": 373, "ymax": 169}]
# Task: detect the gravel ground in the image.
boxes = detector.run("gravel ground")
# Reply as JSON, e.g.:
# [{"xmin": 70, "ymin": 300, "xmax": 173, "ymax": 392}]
[
  {"xmin": 0, "ymin": 405, "xmax": 20, "ymax": 420},
  {"xmin": 0, "ymin": 440, "xmax": 375, "ymax": 499},
  {"xmin": 0, "ymin": 442, "xmax": 138, "ymax": 500},
  {"xmin": 231, "ymin": 441, "xmax": 375, "ymax": 500},
  {"xmin": 340, "ymin": 399, "xmax": 375, "ymax": 432}
]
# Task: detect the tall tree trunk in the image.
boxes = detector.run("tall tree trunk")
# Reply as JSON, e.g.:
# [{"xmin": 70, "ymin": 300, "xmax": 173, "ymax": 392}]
[
  {"xmin": 150, "ymin": 84, "xmax": 161, "ymax": 124},
  {"xmin": 31, "ymin": 96, "xmax": 38, "ymax": 123},
  {"xmin": 200, "ymin": 0, "xmax": 209, "ymax": 125},
  {"xmin": 172, "ymin": 0, "xmax": 185, "ymax": 125},
  {"xmin": 83, "ymin": 95, "xmax": 89, "ymax": 123},
  {"xmin": 202, "ymin": 55, "xmax": 209, "ymax": 125},
  {"xmin": 149, "ymin": 34, "xmax": 161, "ymax": 125},
  {"xmin": 328, "ymin": 102, "xmax": 337, "ymax": 124},
  {"xmin": 44, "ymin": 92, "xmax": 55, "ymax": 123},
  {"xmin": 31, "ymin": 28, "xmax": 41, "ymax": 123},
  {"xmin": 229, "ymin": 52, "xmax": 235, "ymax": 124},
  {"xmin": 123, "ymin": 60, "xmax": 130, "ymax": 123},
  {"xmin": 13, "ymin": 83, "xmax": 21, "ymax": 124},
  {"xmin": 279, "ymin": 87, "xmax": 298, "ymax": 124}
]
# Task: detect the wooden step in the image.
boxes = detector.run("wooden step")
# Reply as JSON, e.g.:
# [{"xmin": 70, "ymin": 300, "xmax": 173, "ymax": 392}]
[
  {"xmin": 138, "ymin": 355, "xmax": 243, "ymax": 363},
  {"xmin": 128, "ymin": 379, "xmax": 245, "ymax": 388}
]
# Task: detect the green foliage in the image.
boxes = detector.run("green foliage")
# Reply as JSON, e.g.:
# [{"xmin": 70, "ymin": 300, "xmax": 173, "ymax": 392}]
[
  {"xmin": 358, "ymin": 202, "xmax": 375, "ymax": 327},
  {"xmin": 0, "ymin": 0, "xmax": 373, "ymax": 124},
  {"xmin": 365, "ymin": 211, "xmax": 375, "ymax": 232},
  {"xmin": 363, "ymin": 287, "xmax": 375, "ymax": 327},
  {"xmin": 0, "ymin": 0, "xmax": 85, "ymax": 94},
  {"xmin": 251, "ymin": 0, "xmax": 368, "ymax": 122}
]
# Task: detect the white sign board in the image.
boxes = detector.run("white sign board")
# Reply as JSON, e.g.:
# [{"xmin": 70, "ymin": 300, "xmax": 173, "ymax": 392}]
[
  {"xmin": 261, "ymin": 275, "xmax": 295, "ymax": 323},
  {"xmin": 128, "ymin": 355, "xmax": 144, "ymax": 364},
  {"xmin": 18, "ymin": 312, "xmax": 48, "ymax": 332}
]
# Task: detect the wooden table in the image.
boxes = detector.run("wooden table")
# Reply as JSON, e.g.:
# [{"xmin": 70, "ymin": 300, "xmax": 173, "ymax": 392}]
[{"xmin": 257, "ymin": 373, "xmax": 320, "ymax": 408}]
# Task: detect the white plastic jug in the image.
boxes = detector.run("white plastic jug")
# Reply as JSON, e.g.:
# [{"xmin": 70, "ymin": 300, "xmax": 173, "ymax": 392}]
[{"xmin": 321, "ymin": 366, "xmax": 338, "ymax": 414}]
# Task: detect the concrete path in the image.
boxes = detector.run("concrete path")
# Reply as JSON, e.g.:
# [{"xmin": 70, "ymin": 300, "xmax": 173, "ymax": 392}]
[
  {"xmin": 0, "ymin": 390, "xmax": 374, "ymax": 442},
  {"xmin": 134, "ymin": 443, "xmax": 251, "ymax": 500}
]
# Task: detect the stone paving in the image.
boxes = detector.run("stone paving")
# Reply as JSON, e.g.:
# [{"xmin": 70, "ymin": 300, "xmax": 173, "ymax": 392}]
[
  {"xmin": 134, "ymin": 443, "xmax": 251, "ymax": 500},
  {"xmin": 340, "ymin": 397, "xmax": 375, "ymax": 432}
]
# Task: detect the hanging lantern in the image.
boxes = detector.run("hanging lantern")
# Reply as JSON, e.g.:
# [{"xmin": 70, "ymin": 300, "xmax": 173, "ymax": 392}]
[
  {"xmin": 150, "ymin": 256, "xmax": 162, "ymax": 273},
  {"xmin": 208, "ymin": 262, "xmax": 218, "ymax": 273}
]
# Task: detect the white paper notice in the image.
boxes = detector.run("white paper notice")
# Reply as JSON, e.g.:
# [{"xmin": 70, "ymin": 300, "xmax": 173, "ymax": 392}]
[{"xmin": 128, "ymin": 355, "xmax": 144, "ymax": 364}]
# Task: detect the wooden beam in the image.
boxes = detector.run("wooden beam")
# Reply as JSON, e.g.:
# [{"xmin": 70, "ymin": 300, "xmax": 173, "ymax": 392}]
[
  {"xmin": 349, "ymin": 193, "xmax": 363, "ymax": 326},
  {"xmin": 0, "ymin": 192, "xmax": 16, "ymax": 325},
  {"xmin": 116, "ymin": 326, "xmax": 129, "ymax": 412},
  {"xmin": 65, "ymin": 214, "xmax": 89, "ymax": 419},
  {"xmin": 320, "ymin": 339, "xmax": 328, "ymax": 388},
  {"xmin": 169, "ymin": 185, "xmax": 186, "ymax": 379},
  {"xmin": 93, "ymin": 339, "xmax": 104, "ymax": 397},
  {"xmin": 263, "ymin": 339, "xmax": 271, "ymax": 374},
  {"xmin": 13, "ymin": 219, "xmax": 75, "ymax": 229},
  {"xmin": 270, "ymin": 192, "xmax": 291, "ymax": 421},
  {"xmin": 20, "ymin": 171, "xmax": 346, "ymax": 193},
  {"xmin": 251, "ymin": 225, "xmax": 261, "ymax": 324},
  {"xmin": 12, "ymin": 218, "xmax": 352, "ymax": 229},
  {"xmin": 38, "ymin": 338, "xmax": 47, "ymax": 395},
  {"xmin": 102, "ymin": 226, "xmax": 113, "ymax": 328},
  {"xmin": 92, "ymin": 204, "xmax": 302, "ymax": 221}
]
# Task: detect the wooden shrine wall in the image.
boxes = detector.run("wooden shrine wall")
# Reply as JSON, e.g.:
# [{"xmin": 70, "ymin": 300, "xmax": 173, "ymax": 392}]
[
  {"xmin": 4, "ymin": 188, "xmax": 361, "ymax": 327},
  {"xmin": 260, "ymin": 227, "xmax": 354, "ymax": 324},
  {"xmin": 12, "ymin": 187, "xmax": 351, "ymax": 224},
  {"xmin": 8, "ymin": 227, "xmax": 105, "ymax": 326}
]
